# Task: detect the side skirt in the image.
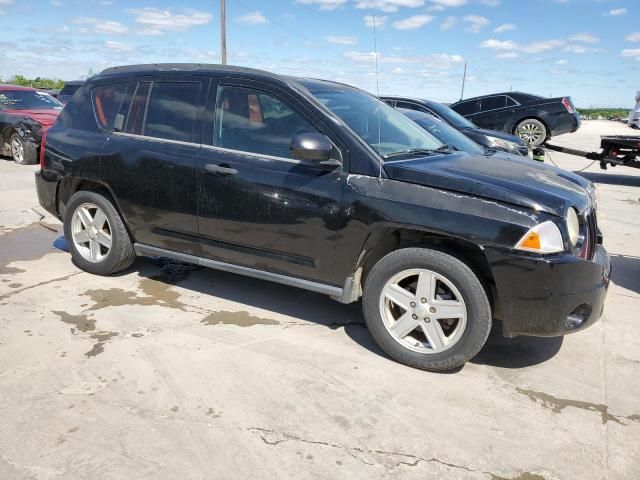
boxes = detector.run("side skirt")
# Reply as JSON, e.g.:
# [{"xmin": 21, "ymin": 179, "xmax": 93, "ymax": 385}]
[{"xmin": 133, "ymin": 243, "xmax": 353, "ymax": 301}]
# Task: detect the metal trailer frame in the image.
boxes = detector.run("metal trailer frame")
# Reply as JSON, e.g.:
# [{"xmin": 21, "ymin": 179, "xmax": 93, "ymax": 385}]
[{"xmin": 542, "ymin": 136, "xmax": 640, "ymax": 170}]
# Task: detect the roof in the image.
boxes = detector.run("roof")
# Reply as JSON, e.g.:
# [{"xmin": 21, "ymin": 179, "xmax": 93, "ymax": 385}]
[
  {"xmin": 99, "ymin": 63, "xmax": 281, "ymax": 81},
  {"xmin": 63, "ymin": 80, "xmax": 84, "ymax": 86},
  {"xmin": 0, "ymin": 84, "xmax": 37, "ymax": 92}
]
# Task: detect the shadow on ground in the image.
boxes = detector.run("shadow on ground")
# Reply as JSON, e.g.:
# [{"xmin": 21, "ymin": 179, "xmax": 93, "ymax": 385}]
[
  {"xmin": 610, "ymin": 254, "xmax": 640, "ymax": 295},
  {"xmin": 578, "ymin": 171, "xmax": 640, "ymax": 187},
  {"xmin": 471, "ymin": 321, "xmax": 564, "ymax": 369}
]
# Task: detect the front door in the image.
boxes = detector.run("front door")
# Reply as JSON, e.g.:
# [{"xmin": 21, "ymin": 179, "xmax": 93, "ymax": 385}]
[{"xmin": 196, "ymin": 79, "xmax": 345, "ymax": 285}]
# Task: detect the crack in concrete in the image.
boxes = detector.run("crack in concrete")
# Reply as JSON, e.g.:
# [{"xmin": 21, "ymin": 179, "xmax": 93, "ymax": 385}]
[
  {"xmin": 516, "ymin": 387, "xmax": 640, "ymax": 425},
  {"xmin": 247, "ymin": 426, "xmax": 518, "ymax": 476},
  {"xmin": 0, "ymin": 272, "xmax": 82, "ymax": 301}
]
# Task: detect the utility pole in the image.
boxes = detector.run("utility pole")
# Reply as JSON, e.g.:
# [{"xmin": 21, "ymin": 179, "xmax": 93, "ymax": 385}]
[
  {"xmin": 460, "ymin": 61, "xmax": 467, "ymax": 101},
  {"xmin": 220, "ymin": 0, "xmax": 227, "ymax": 65}
]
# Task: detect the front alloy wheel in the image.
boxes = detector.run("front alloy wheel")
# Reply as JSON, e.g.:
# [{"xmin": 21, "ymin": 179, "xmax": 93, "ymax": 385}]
[
  {"xmin": 10, "ymin": 134, "xmax": 25, "ymax": 164},
  {"xmin": 380, "ymin": 269, "xmax": 467, "ymax": 354},
  {"xmin": 71, "ymin": 202, "xmax": 113, "ymax": 263}
]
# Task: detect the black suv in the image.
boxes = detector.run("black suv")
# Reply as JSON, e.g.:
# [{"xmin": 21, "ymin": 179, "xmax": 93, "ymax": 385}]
[{"xmin": 36, "ymin": 64, "xmax": 611, "ymax": 371}]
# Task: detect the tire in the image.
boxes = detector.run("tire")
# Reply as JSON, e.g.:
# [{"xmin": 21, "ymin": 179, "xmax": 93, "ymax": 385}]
[
  {"xmin": 10, "ymin": 133, "xmax": 37, "ymax": 165},
  {"xmin": 515, "ymin": 118, "xmax": 547, "ymax": 147},
  {"xmin": 63, "ymin": 190, "xmax": 135, "ymax": 275},
  {"xmin": 362, "ymin": 248, "xmax": 491, "ymax": 371}
]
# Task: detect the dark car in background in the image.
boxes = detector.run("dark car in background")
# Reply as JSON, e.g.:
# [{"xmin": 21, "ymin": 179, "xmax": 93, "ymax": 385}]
[
  {"xmin": 450, "ymin": 92, "xmax": 581, "ymax": 147},
  {"xmin": 58, "ymin": 81, "xmax": 84, "ymax": 104},
  {"xmin": 0, "ymin": 84, "xmax": 62, "ymax": 164},
  {"xmin": 381, "ymin": 96, "xmax": 529, "ymax": 156},
  {"xmin": 36, "ymin": 64, "xmax": 609, "ymax": 372}
]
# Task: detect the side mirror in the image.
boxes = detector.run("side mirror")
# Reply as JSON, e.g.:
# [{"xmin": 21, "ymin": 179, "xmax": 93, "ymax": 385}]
[{"xmin": 290, "ymin": 132, "xmax": 333, "ymax": 162}]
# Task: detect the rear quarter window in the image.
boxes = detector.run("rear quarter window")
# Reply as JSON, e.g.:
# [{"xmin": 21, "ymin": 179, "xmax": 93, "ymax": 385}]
[{"xmin": 92, "ymin": 83, "xmax": 129, "ymax": 132}]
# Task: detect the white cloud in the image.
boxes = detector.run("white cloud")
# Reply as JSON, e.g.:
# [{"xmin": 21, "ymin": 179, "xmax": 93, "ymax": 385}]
[
  {"xmin": 392, "ymin": 14, "xmax": 434, "ymax": 30},
  {"xmin": 429, "ymin": 0, "xmax": 467, "ymax": 7},
  {"xmin": 522, "ymin": 39, "xmax": 564, "ymax": 53},
  {"xmin": 493, "ymin": 23, "xmax": 515, "ymax": 33},
  {"xmin": 440, "ymin": 16, "xmax": 457, "ymax": 30},
  {"xmin": 344, "ymin": 51, "xmax": 463, "ymax": 68},
  {"xmin": 326, "ymin": 35, "xmax": 358, "ymax": 45},
  {"xmin": 621, "ymin": 48, "xmax": 640, "ymax": 59},
  {"xmin": 51, "ymin": 0, "xmax": 64, "ymax": 6},
  {"xmin": 296, "ymin": 0, "xmax": 347, "ymax": 9},
  {"xmin": 563, "ymin": 44, "xmax": 600, "ymax": 54},
  {"xmin": 344, "ymin": 51, "xmax": 380, "ymax": 62},
  {"xmin": 0, "ymin": 0, "xmax": 14, "ymax": 4},
  {"xmin": 355, "ymin": 0, "xmax": 425, "ymax": 13},
  {"xmin": 363, "ymin": 15, "xmax": 388, "ymax": 28},
  {"xmin": 71, "ymin": 17, "xmax": 129, "ymax": 34},
  {"xmin": 568, "ymin": 33, "xmax": 599, "ymax": 44},
  {"xmin": 105, "ymin": 41, "xmax": 133, "ymax": 53},
  {"xmin": 126, "ymin": 8, "xmax": 212, "ymax": 35},
  {"xmin": 479, "ymin": 0, "xmax": 500, "ymax": 5},
  {"xmin": 480, "ymin": 39, "xmax": 518, "ymax": 50},
  {"xmin": 605, "ymin": 8, "xmax": 626, "ymax": 16},
  {"xmin": 625, "ymin": 32, "xmax": 640, "ymax": 42},
  {"xmin": 463, "ymin": 15, "xmax": 489, "ymax": 33},
  {"xmin": 555, "ymin": 59, "xmax": 568, "ymax": 65},
  {"xmin": 495, "ymin": 52, "xmax": 518, "ymax": 59},
  {"xmin": 236, "ymin": 11, "xmax": 267, "ymax": 24}
]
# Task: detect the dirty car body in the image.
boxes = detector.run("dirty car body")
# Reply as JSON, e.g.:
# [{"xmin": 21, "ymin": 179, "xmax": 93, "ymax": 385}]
[
  {"xmin": 0, "ymin": 85, "xmax": 62, "ymax": 163},
  {"xmin": 36, "ymin": 64, "xmax": 610, "ymax": 370}
]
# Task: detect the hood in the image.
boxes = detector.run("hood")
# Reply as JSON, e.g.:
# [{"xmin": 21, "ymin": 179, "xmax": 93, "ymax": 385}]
[
  {"xmin": 383, "ymin": 151, "xmax": 591, "ymax": 217},
  {"xmin": 4, "ymin": 109, "xmax": 61, "ymax": 127},
  {"xmin": 462, "ymin": 126, "xmax": 525, "ymax": 146}
]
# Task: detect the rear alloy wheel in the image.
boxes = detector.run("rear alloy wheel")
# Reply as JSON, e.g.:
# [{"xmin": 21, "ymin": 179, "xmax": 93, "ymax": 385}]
[
  {"xmin": 515, "ymin": 119, "xmax": 547, "ymax": 147},
  {"xmin": 64, "ymin": 190, "xmax": 136, "ymax": 275},
  {"xmin": 363, "ymin": 248, "xmax": 491, "ymax": 371},
  {"xmin": 10, "ymin": 133, "xmax": 38, "ymax": 165}
]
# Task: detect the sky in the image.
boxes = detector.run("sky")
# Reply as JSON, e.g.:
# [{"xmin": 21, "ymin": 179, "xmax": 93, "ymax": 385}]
[{"xmin": 0, "ymin": 0, "xmax": 638, "ymax": 107}]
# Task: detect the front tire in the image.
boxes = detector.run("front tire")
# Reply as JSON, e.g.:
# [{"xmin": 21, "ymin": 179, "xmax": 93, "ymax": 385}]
[
  {"xmin": 362, "ymin": 248, "xmax": 491, "ymax": 371},
  {"xmin": 515, "ymin": 119, "xmax": 547, "ymax": 147},
  {"xmin": 10, "ymin": 133, "xmax": 37, "ymax": 165},
  {"xmin": 64, "ymin": 190, "xmax": 135, "ymax": 275}
]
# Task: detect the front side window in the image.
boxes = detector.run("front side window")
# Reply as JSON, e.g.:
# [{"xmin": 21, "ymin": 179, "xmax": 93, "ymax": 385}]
[
  {"xmin": 0, "ymin": 90, "xmax": 62, "ymax": 110},
  {"xmin": 215, "ymin": 85, "xmax": 319, "ymax": 159},
  {"xmin": 143, "ymin": 82, "xmax": 201, "ymax": 142},
  {"xmin": 395, "ymin": 101, "xmax": 421, "ymax": 112},
  {"xmin": 302, "ymin": 83, "xmax": 442, "ymax": 159},
  {"xmin": 92, "ymin": 83, "xmax": 129, "ymax": 131}
]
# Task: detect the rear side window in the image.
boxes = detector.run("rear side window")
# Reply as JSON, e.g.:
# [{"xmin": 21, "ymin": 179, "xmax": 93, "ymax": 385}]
[
  {"xmin": 124, "ymin": 82, "xmax": 151, "ymax": 135},
  {"xmin": 395, "ymin": 101, "xmax": 421, "ymax": 112},
  {"xmin": 506, "ymin": 96, "xmax": 517, "ymax": 107},
  {"xmin": 60, "ymin": 84, "xmax": 81, "ymax": 96},
  {"xmin": 452, "ymin": 100, "xmax": 480, "ymax": 115},
  {"xmin": 92, "ymin": 83, "xmax": 129, "ymax": 131},
  {"xmin": 215, "ymin": 85, "xmax": 319, "ymax": 159},
  {"xmin": 480, "ymin": 96, "xmax": 506, "ymax": 111},
  {"xmin": 143, "ymin": 82, "xmax": 201, "ymax": 142}
]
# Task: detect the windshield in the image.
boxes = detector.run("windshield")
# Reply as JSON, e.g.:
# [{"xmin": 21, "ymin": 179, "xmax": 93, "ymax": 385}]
[
  {"xmin": 0, "ymin": 90, "xmax": 63, "ymax": 110},
  {"xmin": 401, "ymin": 110, "xmax": 485, "ymax": 155},
  {"xmin": 302, "ymin": 83, "xmax": 443, "ymax": 158},
  {"xmin": 427, "ymin": 101, "xmax": 476, "ymax": 129}
]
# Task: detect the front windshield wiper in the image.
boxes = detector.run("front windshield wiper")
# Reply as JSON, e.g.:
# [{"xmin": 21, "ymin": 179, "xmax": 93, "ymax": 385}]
[
  {"xmin": 484, "ymin": 147, "xmax": 497, "ymax": 156},
  {"xmin": 382, "ymin": 147, "xmax": 450, "ymax": 160}
]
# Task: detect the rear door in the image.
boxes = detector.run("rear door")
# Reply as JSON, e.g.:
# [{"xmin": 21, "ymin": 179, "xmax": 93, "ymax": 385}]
[
  {"xmin": 477, "ymin": 95, "xmax": 517, "ymax": 131},
  {"xmin": 100, "ymin": 75, "xmax": 206, "ymax": 255},
  {"xmin": 196, "ymin": 78, "xmax": 345, "ymax": 285}
]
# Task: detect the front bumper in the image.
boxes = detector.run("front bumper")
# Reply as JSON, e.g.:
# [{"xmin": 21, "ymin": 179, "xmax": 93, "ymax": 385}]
[
  {"xmin": 35, "ymin": 170, "xmax": 59, "ymax": 219},
  {"xmin": 486, "ymin": 245, "xmax": 611, "ymax": 337}
]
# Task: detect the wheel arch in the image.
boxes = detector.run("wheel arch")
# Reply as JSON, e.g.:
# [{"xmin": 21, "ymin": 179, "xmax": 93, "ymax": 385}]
[
  {"xmin": 511, "ymin": 115, "xmax": 550, "ymax": 137},
  {"xmin": 354, "ymin": 225, "xmax": 498, "ymax": 313}
]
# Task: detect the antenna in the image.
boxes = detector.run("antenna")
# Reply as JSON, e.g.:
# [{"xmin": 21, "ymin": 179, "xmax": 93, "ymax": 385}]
[
  {"xmin": 373, "ymin": 15, "xmax": 383, "ymax": 183},
  {"xmin": 460, "ymin": 60, "xmax": 467, "ymax": 101},
  {"xmin": 220, "ymin": 0, "xmax": 227, "ymax": 65}
]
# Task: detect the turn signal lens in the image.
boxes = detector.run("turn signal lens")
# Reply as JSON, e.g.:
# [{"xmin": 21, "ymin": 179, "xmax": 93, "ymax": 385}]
[{"xmin": 515, "ymin": 221, "xmax": 564, "ymax": 254}]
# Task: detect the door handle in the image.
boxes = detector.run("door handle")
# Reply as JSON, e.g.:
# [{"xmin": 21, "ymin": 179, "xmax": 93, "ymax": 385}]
[{"xmin": 205, "ymin": 163, "xmax": 238, "ymax": 176}]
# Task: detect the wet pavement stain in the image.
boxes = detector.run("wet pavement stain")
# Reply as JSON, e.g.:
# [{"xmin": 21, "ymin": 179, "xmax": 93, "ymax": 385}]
[
  {"xmin": 85, "ymin": 331, "xmax": 119, "ymax": 357},
  {"xmin": 490, "ymin": 474, "xmax": 546, "ymax": 480},
  {"xmin": 54, "ymin": 311, "xmax": 96, "ymax": 334},
  {"xmin": 84, "ymin": 278, "xmax": 187, "ymax": 312},
  {"xmin": 201, "ymin": 311, "xmax": 280, "ymax": 327},
  {"xmin": 8, "ymin": 283, "xmax": 21, "ymax": 288},
  {"xmin": 0, "ymin": 222, "xmax": 61, "ymax": 275},
  {"xmin": 516, "ymin": 387, "xmax": 640, "ymax": 425}
]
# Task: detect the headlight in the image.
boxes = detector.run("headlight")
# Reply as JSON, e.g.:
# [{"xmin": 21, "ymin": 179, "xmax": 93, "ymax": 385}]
[
  {"xmin": 486, "ymin": 136, "xmax": 518, "ymax": 151},
  {"xmin": 515, "ymin": 221, "xmax": 564, "ymax": 253},
  {"xmin": 567, "ymin": 207, "xmax": 580, "ymax": 247}
]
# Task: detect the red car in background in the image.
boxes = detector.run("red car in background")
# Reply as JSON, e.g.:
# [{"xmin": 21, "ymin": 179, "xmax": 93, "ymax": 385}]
[{"xmin": 0, "ymin": 85, "xmax": 62, "ymax": 164}]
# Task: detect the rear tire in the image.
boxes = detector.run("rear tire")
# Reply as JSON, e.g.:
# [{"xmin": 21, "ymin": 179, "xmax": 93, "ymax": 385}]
[
  {"xmin": 362, "ymin": 248, "xmax": 491, "ymax": 371},
  {"xmin": 64, "ymin": 190, "xmax": 135, "ymax": 275},
  {"xmin": 10, "ymin": 133, "xmax": 37, "ymax": 165},
  {"xmin": 515, "ymin": 119, "xmax": 547, "ymax": 147}
]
